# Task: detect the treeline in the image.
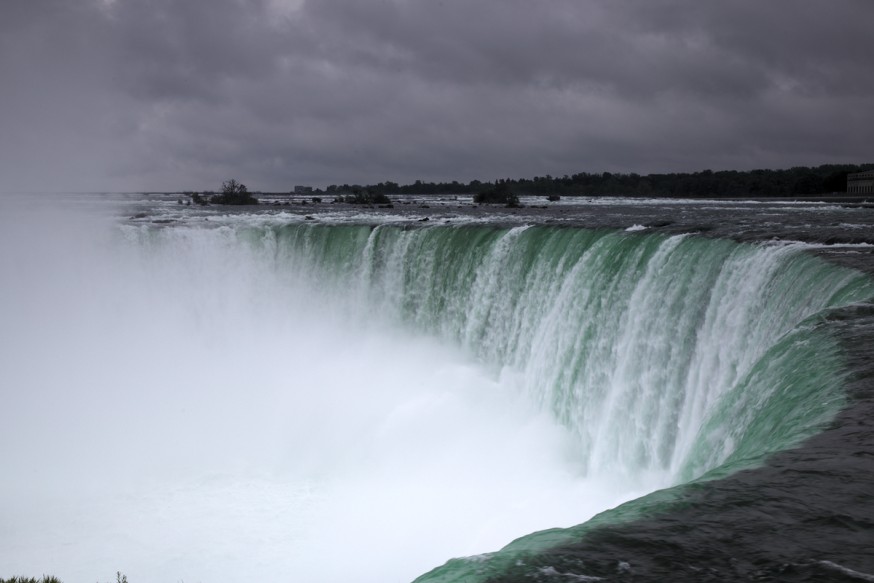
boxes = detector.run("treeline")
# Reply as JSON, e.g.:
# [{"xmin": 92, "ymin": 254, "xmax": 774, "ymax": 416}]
[{"xmin": 322, "ymin": 163, "xmax": 874, "ymax": 198}]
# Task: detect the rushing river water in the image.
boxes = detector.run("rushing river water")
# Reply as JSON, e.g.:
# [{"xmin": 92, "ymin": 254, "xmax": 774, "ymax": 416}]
[{"xmin": 1, "ymin": 194, "xmax": 873, "ymax": 582}]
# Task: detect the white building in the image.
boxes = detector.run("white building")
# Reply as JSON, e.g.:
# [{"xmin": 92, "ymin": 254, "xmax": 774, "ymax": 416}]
[{"xmin": 847, "ymin": 171, "xmax": 874, "ymax": 194}]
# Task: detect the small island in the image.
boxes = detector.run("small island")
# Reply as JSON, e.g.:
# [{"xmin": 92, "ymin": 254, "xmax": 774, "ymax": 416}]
[{"xmin": 190, "ymin": 179, "xmax": 259, "ymax": 206}]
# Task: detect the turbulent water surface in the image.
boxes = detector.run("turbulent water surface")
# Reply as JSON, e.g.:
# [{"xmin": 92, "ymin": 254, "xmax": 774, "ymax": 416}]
[{"xmin": 1, "ymin": 194, "xmax": 873, "ymax": 582}]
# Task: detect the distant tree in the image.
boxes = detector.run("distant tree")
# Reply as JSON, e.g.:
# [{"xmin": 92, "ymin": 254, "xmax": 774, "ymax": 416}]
[
  {"xmin": 307, "ymin": 163, "xmax": 874, "ymax": 201},
  {"xmin": 474, "ymin": 181, "xmax": 520, "ymax": 207},
  {"xmin": 211, "ymin": 179, "xmax": 258, "ymax": 205}
]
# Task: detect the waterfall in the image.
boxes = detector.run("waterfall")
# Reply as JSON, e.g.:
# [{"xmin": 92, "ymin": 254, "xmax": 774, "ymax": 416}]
[{"xmin": 4, "ymin": 208, "xmax": 873, "ymax": 583}]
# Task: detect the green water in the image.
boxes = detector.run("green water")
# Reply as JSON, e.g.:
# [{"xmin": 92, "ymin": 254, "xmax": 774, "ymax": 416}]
[{"xmin": 183, "ymin": 222, "xmax": 874, "ymax": 582}]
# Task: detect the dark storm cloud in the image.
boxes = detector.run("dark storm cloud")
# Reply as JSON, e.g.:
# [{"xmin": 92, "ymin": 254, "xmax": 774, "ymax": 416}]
[{"xmin": 1, "ymin": 0, "xmax": 871, "ymax": 192}]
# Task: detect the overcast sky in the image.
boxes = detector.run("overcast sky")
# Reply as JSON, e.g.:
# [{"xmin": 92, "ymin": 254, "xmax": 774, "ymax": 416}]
[{"xmin": 1, "ymin": 0, "xmax": 872, "ymax": 192}]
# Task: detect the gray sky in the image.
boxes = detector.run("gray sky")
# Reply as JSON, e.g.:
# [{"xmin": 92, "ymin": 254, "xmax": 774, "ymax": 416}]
[{"xmin": 1, "ymin": 0, "xmax": 872, "ymax": 192}]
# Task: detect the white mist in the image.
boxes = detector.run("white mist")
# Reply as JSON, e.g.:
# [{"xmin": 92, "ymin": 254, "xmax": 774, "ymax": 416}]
[{"xmin": 0, "ymin": 200, "xmax": 648, "ymax": 583}]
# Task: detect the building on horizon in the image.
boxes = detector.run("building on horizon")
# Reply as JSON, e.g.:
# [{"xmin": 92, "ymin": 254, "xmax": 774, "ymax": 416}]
[
  {"xmin": 294, "ymin": 185, "xmax": 313, "ymax": 194},
  {"xmin": 847, "ymin": 171, "xmax": 874, "ymax": 194}
]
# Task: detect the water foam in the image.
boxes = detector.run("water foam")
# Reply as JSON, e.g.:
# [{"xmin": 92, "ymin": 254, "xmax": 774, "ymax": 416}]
[
  {"xmin": 0, "ymin": 205, "xmax": 642, "ymax": 582},
  {"xmin": 3, "ymin": 202, "xmax": 873, "ymax": 582}
]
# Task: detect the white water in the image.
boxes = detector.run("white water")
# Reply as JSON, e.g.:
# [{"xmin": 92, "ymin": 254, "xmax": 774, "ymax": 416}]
[{"xmin": 0, "ymin": 202, "xmax": 653, "ymax": 583}]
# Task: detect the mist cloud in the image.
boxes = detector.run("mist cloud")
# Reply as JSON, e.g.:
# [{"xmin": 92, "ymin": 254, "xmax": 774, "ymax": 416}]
[{"xmin": 1, "ymin": 0, "xmax": 871, "ymax": 192}]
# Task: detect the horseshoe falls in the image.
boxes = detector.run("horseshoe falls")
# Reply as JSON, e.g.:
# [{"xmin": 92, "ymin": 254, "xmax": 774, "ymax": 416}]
[{"xmin": 2, "ymin": 198, "xmax": 874, "ymax": 582}]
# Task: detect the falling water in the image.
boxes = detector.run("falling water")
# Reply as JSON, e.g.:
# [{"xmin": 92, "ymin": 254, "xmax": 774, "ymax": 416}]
[{"xmin": 2, "ymin": 204, "xmax": 872, "ymax": 582}]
